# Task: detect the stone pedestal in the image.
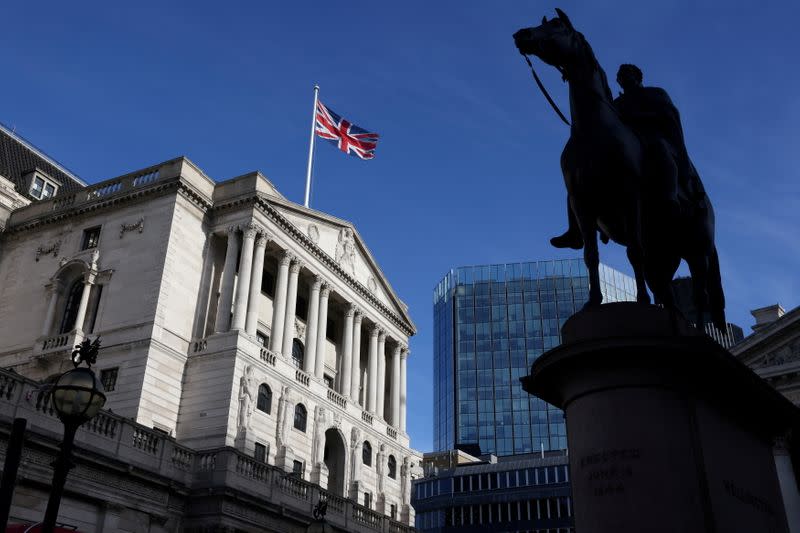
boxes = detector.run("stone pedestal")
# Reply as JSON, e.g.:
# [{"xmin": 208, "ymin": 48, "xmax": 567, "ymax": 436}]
[
  {"xmin": 275, "ymin": 445, "xmax": 295, "ymax": 473},
  {"xmin": 349, "ymin": 480, "xmax": 362, "ymax": 502},
  {"xmin": 521, "ymin": 302, "xmax": 798, "ymax": 533}
]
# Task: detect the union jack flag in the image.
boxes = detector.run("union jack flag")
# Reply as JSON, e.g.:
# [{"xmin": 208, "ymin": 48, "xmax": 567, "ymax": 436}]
[{"xmin": 315, "ymin": 101, "xmax": 379, "ymax": 160}]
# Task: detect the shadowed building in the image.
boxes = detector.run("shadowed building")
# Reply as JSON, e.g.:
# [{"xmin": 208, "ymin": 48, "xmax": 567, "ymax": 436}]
[{"xmin": 432, "ymin": 260, "xmax": 636, "ymax": 457}]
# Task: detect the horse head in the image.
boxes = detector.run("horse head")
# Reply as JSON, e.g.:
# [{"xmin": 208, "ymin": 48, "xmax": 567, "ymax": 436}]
[{"xmin": 514, "ymin": 8, "xmax": 581, "ymax": 70}]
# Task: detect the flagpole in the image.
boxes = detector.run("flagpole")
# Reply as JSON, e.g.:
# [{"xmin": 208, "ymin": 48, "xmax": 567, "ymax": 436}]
[{"xmin": 304, "ymin": 85, "xmax": 320, "ymax": 208}]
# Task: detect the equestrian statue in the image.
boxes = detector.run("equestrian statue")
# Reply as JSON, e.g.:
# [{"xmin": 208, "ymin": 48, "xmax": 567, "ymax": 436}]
[{"xmin": 513, "ymin": 9, "xmax": 726, "ymax": 332}]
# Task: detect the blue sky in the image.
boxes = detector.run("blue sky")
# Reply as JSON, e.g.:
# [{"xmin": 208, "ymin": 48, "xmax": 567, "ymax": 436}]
[{"xmin": 3, "ymin": 1, "xmax": 799, "ymax": 452}]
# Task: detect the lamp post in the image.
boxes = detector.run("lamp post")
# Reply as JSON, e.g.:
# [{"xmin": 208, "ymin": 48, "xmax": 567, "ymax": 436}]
[
  {"xmin": 306, "ymin": 499, "xmax": 333, "ymax": 533},
  {"xmin": 42, "ymin": 337, "xmax": 106, "ymax": 533}
]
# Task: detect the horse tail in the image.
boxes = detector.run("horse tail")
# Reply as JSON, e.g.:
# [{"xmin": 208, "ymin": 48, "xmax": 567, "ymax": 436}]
[{"xmin": 707, "ymin": 245, "xmax": 726, "ymax": 332}]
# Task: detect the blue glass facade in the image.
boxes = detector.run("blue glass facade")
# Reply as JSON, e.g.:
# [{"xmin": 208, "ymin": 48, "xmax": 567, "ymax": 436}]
[{"xmin": 433, "ymin": 259, "xmax": 636, "ymax": 456}]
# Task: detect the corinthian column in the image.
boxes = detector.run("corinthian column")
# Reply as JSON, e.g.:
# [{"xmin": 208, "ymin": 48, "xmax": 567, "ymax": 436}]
[
  {"xmin": 245, "ymin": 231, "xmax": 270, "ymax": 335},
  {"xmin": 269, "ymin": 251, "xmax": 293, "ymax": 353},
  {"xmin": 340, "ymin": 304, "xmax": 355, "ymax": 396},
  {"xmin": 367, "ymin": 325, "xmax": 379, "ymax": 413},
  {"xmin": 349, "ymin": 311, "xmax": 363, "ymax": 400},
  {"xmin": 74, "ymin": 271, "xmax": 96, "ymax": 335},
  {"xmin": 400, "ymin": 348, "xmax": 408, "ymax": 431},
  {"xmin": 281, "ymin": 260, "xmax": 304, "ymax": 357},
  {"xmin": 376, "ymin": 330, "xmax": 387, "ymax": 419},
  {"xmin": 304, "ymin": 276, "xmax": 322, "ymax": 374},
  {"xmin": 391, "ymin": 344, "xmax": 402, "ymax": 427},
  {"xmin": 215, "ymin": 226, "xmax": 240, "ymax": 332},
  {"xmin": 41, "ymin": 280, "xmax": 62, "ymax": 336},
  {"xmin": 231, "ymin": 224, "xmax": 257, "ymax": 331},
  {"xmin": 314, "ymin": 284, "xmax": 330, "ymax": 378}
]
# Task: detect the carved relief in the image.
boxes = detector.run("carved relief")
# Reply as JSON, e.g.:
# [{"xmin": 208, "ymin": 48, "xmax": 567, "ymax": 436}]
[
  {"xmin": 35, "ymin": 240, "xmax": 61, "ymax": 261},
  {"xmin": 307, "ymin": 223, "xmax": 320, "ymax": 244},
  {"xmin": 335, "ymin": 227, "xmax": 356, "ymax": 276},
  {"xmin": 376, "ymin": 444, "xmax": 387, "ymax": 493},
  {"xmin": 276, "ymin": 385, "xmax": 293, "ymax": 450},
  {"xmin": 312, "ymin": 406, "xmax": 327, "ymax": 466},
  {"xmin": 367, "ymin": 276, "xmax": 377, "ymax": 293},
  {"xmin": 119, "ymin": 217, "xmax": 144, "ymax": 238},
  {"xmin": 759, "ymin": 338, "xmax": 800, "ymax": 367},
  {"xmin": 237, "ymin": 365, "xmax": 255, "ymax": 433},
  {"xmin": 295, "ymin": 318, "xmax": 306, "ymax": 341},
  {"xmin": 350, "ymin": 427, "xmax": 362, "ymax": 482}
]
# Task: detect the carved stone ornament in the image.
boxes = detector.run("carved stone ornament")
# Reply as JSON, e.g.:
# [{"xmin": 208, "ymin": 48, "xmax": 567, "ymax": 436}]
[
  {"xmin": 119, "ymin": 217, "xmax": 144, "ymax": 238},
  {"xmin": 758, "ymin": 339, "xmax": 800, "ymax": 368},
  {"xmin": 367, "ymin": 276, "xmax": 377, "ymax": 293},
  {"xmin": 35, "ymin": 240, "xmax": 61, "ymax": 262},
  {"xmin": 295, "ymin": 318, "xmax": 306, "ymax": 341},
  {"xmin": 308, "ymin": 223, "xmax": 320, "ymax": 244},
  {"xmin": 335, "ymin": 227, "xmax": 357, "ymax": 276}
]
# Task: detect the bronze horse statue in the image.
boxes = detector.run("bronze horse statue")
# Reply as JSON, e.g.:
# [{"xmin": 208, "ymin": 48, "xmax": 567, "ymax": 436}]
[{"xmin": 514, "ymin": 9, "xmax": 726, "ymax": 332}]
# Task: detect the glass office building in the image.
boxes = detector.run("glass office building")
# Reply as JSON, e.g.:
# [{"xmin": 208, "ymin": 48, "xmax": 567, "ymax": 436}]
[{"xmin": 433, "ymin": 259, "xmax": 637, "ymax": 456}]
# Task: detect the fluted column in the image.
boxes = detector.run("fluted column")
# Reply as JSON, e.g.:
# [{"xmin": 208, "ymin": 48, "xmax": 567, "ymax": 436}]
[
  {"xmin": 281, "ymin": 260, "xmax": 304, "ymax": 357},
  {"xmin": 215, "ymin": 226, "xmax": 241, "ymax": 332},
  {"xmin": 314, "ymin": 285, "xmax": 331, "ymax": 379},
  {"xmin": 400, "ymin": 348, "xmax": 408, "ymax": 431},
  {"xmin": 367, "ymin": 325, "xmax": 379, "ymax": 413},
  {"xmin": 340, "ymin": 304, "xmax": 356, "ymax": 396},
  {"xmin": 349, "ymin": 311, "xmax": 363, "ymax": 401},
  {"xmin": 245, "ymin": 231, "xmax": 269, "ymax": 335},
  {"xmin": 270, "ymin": 251, "xmax": 292, "ymax": 352},
  {"xmin": 231, "ymin": 224, "xmax": 257, "ymax": 331},
  {"xmin": 73, "ymin": 275, "xmax": 94, "ymax": 334},
  {"xmin": 376, "ymin": 331, "xmax": 387, "ymax": 419},
  {"xmin": 391, "ymin": 344, "xmax": 402, "ymax": 427},
  {"xmin": 41, "ymin": 280, "xmax": 62, "ymax": 336},
  {"xmin": 304, "ymin": 276, "xmax": 322, "ymax": 374}
]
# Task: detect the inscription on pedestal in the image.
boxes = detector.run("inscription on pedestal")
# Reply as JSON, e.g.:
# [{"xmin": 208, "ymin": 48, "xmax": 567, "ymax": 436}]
[{"xmin": 579, "ymin": 448, "xmax": 640, "ymax": 497}]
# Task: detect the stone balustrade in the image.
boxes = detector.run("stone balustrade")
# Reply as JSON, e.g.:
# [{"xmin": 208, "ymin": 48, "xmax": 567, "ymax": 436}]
[
  {"xmin": 295, "ymin": 368, "xmax": 311, "ymax": 387},
  {"xmin": 327, "ymin": 388, "xmax": 347, "ymax": 409},
  {"xmin": 386, "ymin": 426, "xmax": 398, "ymax": 440},
  {"xmin": 0, "ymin": 369, "xmax": 415, "ymax": 532},
  {"xmin": 260, "ymin": 347, "xmax": 277, "ymax": 366}
]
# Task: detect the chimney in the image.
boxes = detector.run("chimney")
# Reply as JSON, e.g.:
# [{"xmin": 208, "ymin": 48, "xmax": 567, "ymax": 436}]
[{"xmin": 750, "ymin": 304, "xmax": 785, "ymax": 332}]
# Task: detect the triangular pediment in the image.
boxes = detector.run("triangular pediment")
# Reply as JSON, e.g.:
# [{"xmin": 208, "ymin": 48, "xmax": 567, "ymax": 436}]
[{"xmin": 266, "ymin": 199, "xmax": 413, "ymax": 332}]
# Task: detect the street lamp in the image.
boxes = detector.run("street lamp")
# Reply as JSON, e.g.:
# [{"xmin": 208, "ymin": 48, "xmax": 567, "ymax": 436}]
[
  {"xmin": 41, "ymin": 337, "xmax": 106, "ymax": 533},
  {"xmin": 306, "ymin": 499, "xmax": 333, "ymax": 533}
]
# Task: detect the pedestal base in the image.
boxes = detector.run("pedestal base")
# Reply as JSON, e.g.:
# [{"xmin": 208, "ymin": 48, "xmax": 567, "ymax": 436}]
[
  {"xmin": 310, "ymin": 462, "xmax": 329, "ymax": 489},
  {"xmin": 275, "ymin": 445, "xmax": 295, "ymax": 474},
  {"xmin": 521, "ymin": 303, "xmax": 797, "ymax": 533}
]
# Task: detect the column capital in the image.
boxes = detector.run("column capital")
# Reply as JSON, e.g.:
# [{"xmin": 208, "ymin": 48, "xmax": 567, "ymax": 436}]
[
  {"xmin": 290, "ymin": 259, "xmax": 306, "ymax": 274},
  {"xmin": 392, "ymin": 343, "xmax": 402, "ymax": 356},
  {"xmin": 242, "ymin": 222, "xmax": 259, "ymax": 239},
  {"xmin": 378, "ymin": 329, "xmax": 386, "ymax": 342},
  {"xmin": 311, "ymin": 275, "xmax": 323, "ymax": 291},
  {"xmin": 255, "ymin": 231, "xmax": 271, "ymax": 248},
  {"xmin": 226, "ymin": 224, "xmax": 239, "ymax": 235},
  {"xmin": 401, "ymin": 347, "xmax": 409, "ymax": 360},
  {"xmin": 353, "ymin": 308, "xmax": 364, "ymax": 323},
  {"xmin": 370, "ymin": 324, "xmax": 381, "ymax": 338},
  {"xmin": 320, "ymin": 284, "xmax": 331, "ymax": 298},
  {"xmin": 279, "ymin": 251, "xmax": 295, "ymax": 266},
  {"xmin": 345, "ymin": 303, "xmax": 357, "ymax": 318}
]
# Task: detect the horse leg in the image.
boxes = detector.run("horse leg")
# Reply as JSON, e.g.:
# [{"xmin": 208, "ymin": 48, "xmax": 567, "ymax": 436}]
[
  {"xmin": 575, "ymin": 207, "xmax": 602, "ymax": 308},
  {"xmin": 626, "ymin": 246, "xmax": 650, "ymax": 304},
  {"xmin": 686, "ymin": 254, "xmax": 710, "ymax": 333}
]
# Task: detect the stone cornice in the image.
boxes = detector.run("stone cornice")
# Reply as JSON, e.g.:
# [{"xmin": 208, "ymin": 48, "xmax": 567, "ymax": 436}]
[{"xmin": 213, "ymin": 194, "xmax": 415, "ymax": 337}]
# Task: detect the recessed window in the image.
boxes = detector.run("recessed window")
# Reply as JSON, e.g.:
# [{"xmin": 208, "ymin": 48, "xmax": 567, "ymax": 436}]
[
  {"xmin": 293, "ymin": 403, "xmax": 307, "ymax": 432},
  {"xmin": 390, "ymin": 504, "xmax": 397, "ymax": 521},
  {"xmin": 292, "ymin": 459, "xmax": 305, "ymax": 477},
  {"xmin": 30, "ymin": 176, "xmax": 45, "ymax": 198},
  {"xmin": 100, "ymin": 367, "xmax": 118, "ymax": 391},
  {"xmin": 388, "ymin": 455, "xmax": 397, "ymax": 479},
  {"xmin": 326, "ymin": 319, "xmax": 338, "ymax": 342},
  {"xmin": 254, "ymin": 442, "xmax": 267, "ymax": 463},
  {"xmin": 257, "ymin": 384, "xmax": 272, "ymax": 414},
  {"xmin": 26, "ymin": 171, "xmax": 60, "ymax": 200},
  {"xmin": 324, "ymin": 375, "xmax": 334, "ymax": 389},
  {"xmin": 364, "ymin": 492, "xmax": 372, "ymax": 509},
  {"xmin": 291, "ymin": 339, "xmax": 304, "ymax": 369},
  {"xmin": 296, "ymin": 295, "xmax": 308, "ymax": 320},
  {"xmin": 362, "ymin": 441, "xmax": 372, "ymax": 466},
  {"xmin": 59, "ymin": 279, "xmax": 85, "ymax": 334},
  {"xmin": 256, "ymin": 331, "xmax": 270, "ymax": 347},
  {"xmin": 261, "ymin": 270, "xmax": 275, "ymax": 297},
  {"xmin": 81, "ymin": 226, "xmax": 101, "ymax": 250}
]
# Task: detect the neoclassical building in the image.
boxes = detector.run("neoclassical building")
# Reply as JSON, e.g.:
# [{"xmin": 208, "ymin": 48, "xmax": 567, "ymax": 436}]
[{"xmin": 0, "ymin": 124, "xmax": 421, "ymax": 532}]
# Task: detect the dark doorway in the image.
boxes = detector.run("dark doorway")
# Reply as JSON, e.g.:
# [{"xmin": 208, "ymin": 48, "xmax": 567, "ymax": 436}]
[{"xmin": 323, "ymin": 428, "xmax": 347, "ymax": 495}]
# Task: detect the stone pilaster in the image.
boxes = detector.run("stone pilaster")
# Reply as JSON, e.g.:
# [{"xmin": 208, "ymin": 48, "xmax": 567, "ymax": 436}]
[
  {"xmin": 376, "ymin": 330, "xmax": 387, "ymax": 419},
  {"xmin": 245, "ymin": 231, "xmax": 270, "ymax": 335},
  {"xmin": 231, "ymin": 224, "xmax": 257, "ymax": 331},
  {"xmin": 340, "ymin": 304, "xmax": 356, "ymax": 396},
  {"xmin": 314, "ymin": 284, "xmax": 330, "ymax": 379},
  {"xmin": 215, "ymin": 225, "xmax": 240, "ymax": 333},
  {"xmin": 367, "ymin": 325, "xmax": 379, "ymax": 413},
  {"xmin": 269, "ymin": 251, "xmax": 293, "ymax": 353}
]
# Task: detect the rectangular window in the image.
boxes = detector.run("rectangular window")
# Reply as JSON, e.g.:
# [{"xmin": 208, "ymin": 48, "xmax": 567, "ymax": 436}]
[
  {"xmin": 324, "ymin": 375, "xmax": 334, "ymax": 389},
  {"xmin": 256, "ymin": 331, "xmax": 269, "ymax": 347},
  {"xmin": 81, "ymin": 226, "xmax": 102, "ymax": 250},
  {"xmin": 42, "ymin": 182, "xmax": 56, "ymax": 199},
  {"xmin": 100, "ymin": 367, "xmax": 118, "ymax": 391},
  {"xmin": 292, "ymin": 459, "xmax": 304, "ymax": 477},
  {"xmin": 364, "ymin": 492, "xmax": 372, "ymax": 509},
  {"xmin": 390, "ymin": 503, "xmax": 397, "ymax": 521},
  {"xmin": 30, "ymin": 176, "xmax": 45, "ymax": 198},
  {"xmin": 254, "ymin": 442, "xmax": 267, "ymax": 463}
]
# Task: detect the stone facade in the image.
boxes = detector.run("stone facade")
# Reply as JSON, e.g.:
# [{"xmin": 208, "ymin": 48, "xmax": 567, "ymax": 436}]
[{"xmin": 0, "ymin": 133, "xmax": 422, "ymax": 531}]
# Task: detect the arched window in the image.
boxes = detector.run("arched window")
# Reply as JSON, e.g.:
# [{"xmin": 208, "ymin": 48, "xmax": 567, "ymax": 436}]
[
  {"xmin": 257, "ymin": 384, "xmax": 272, "ymax": 414},
  {"xmin": 293, "ymin": 403, "xmax": 307, "ymax": 432},
  {"xmin": 292, "ymin": 339, "xmax": 305, "ymax": 369},
  {"xmin": 388, "ymin": 455, "xmax": 397, "ymax": 479},
  {"xmin": 59, "ymin": 279, "xmax": 84, "ymax": 334},
  {"xmin": 362, "ymin": 441, "xmax": 372, "ymax": 466}
]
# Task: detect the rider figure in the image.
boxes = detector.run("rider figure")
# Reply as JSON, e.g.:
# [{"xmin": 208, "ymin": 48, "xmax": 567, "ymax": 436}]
[{"xmin": 551, "ymin": 63, "xmax": 706, "ymax": 249}]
